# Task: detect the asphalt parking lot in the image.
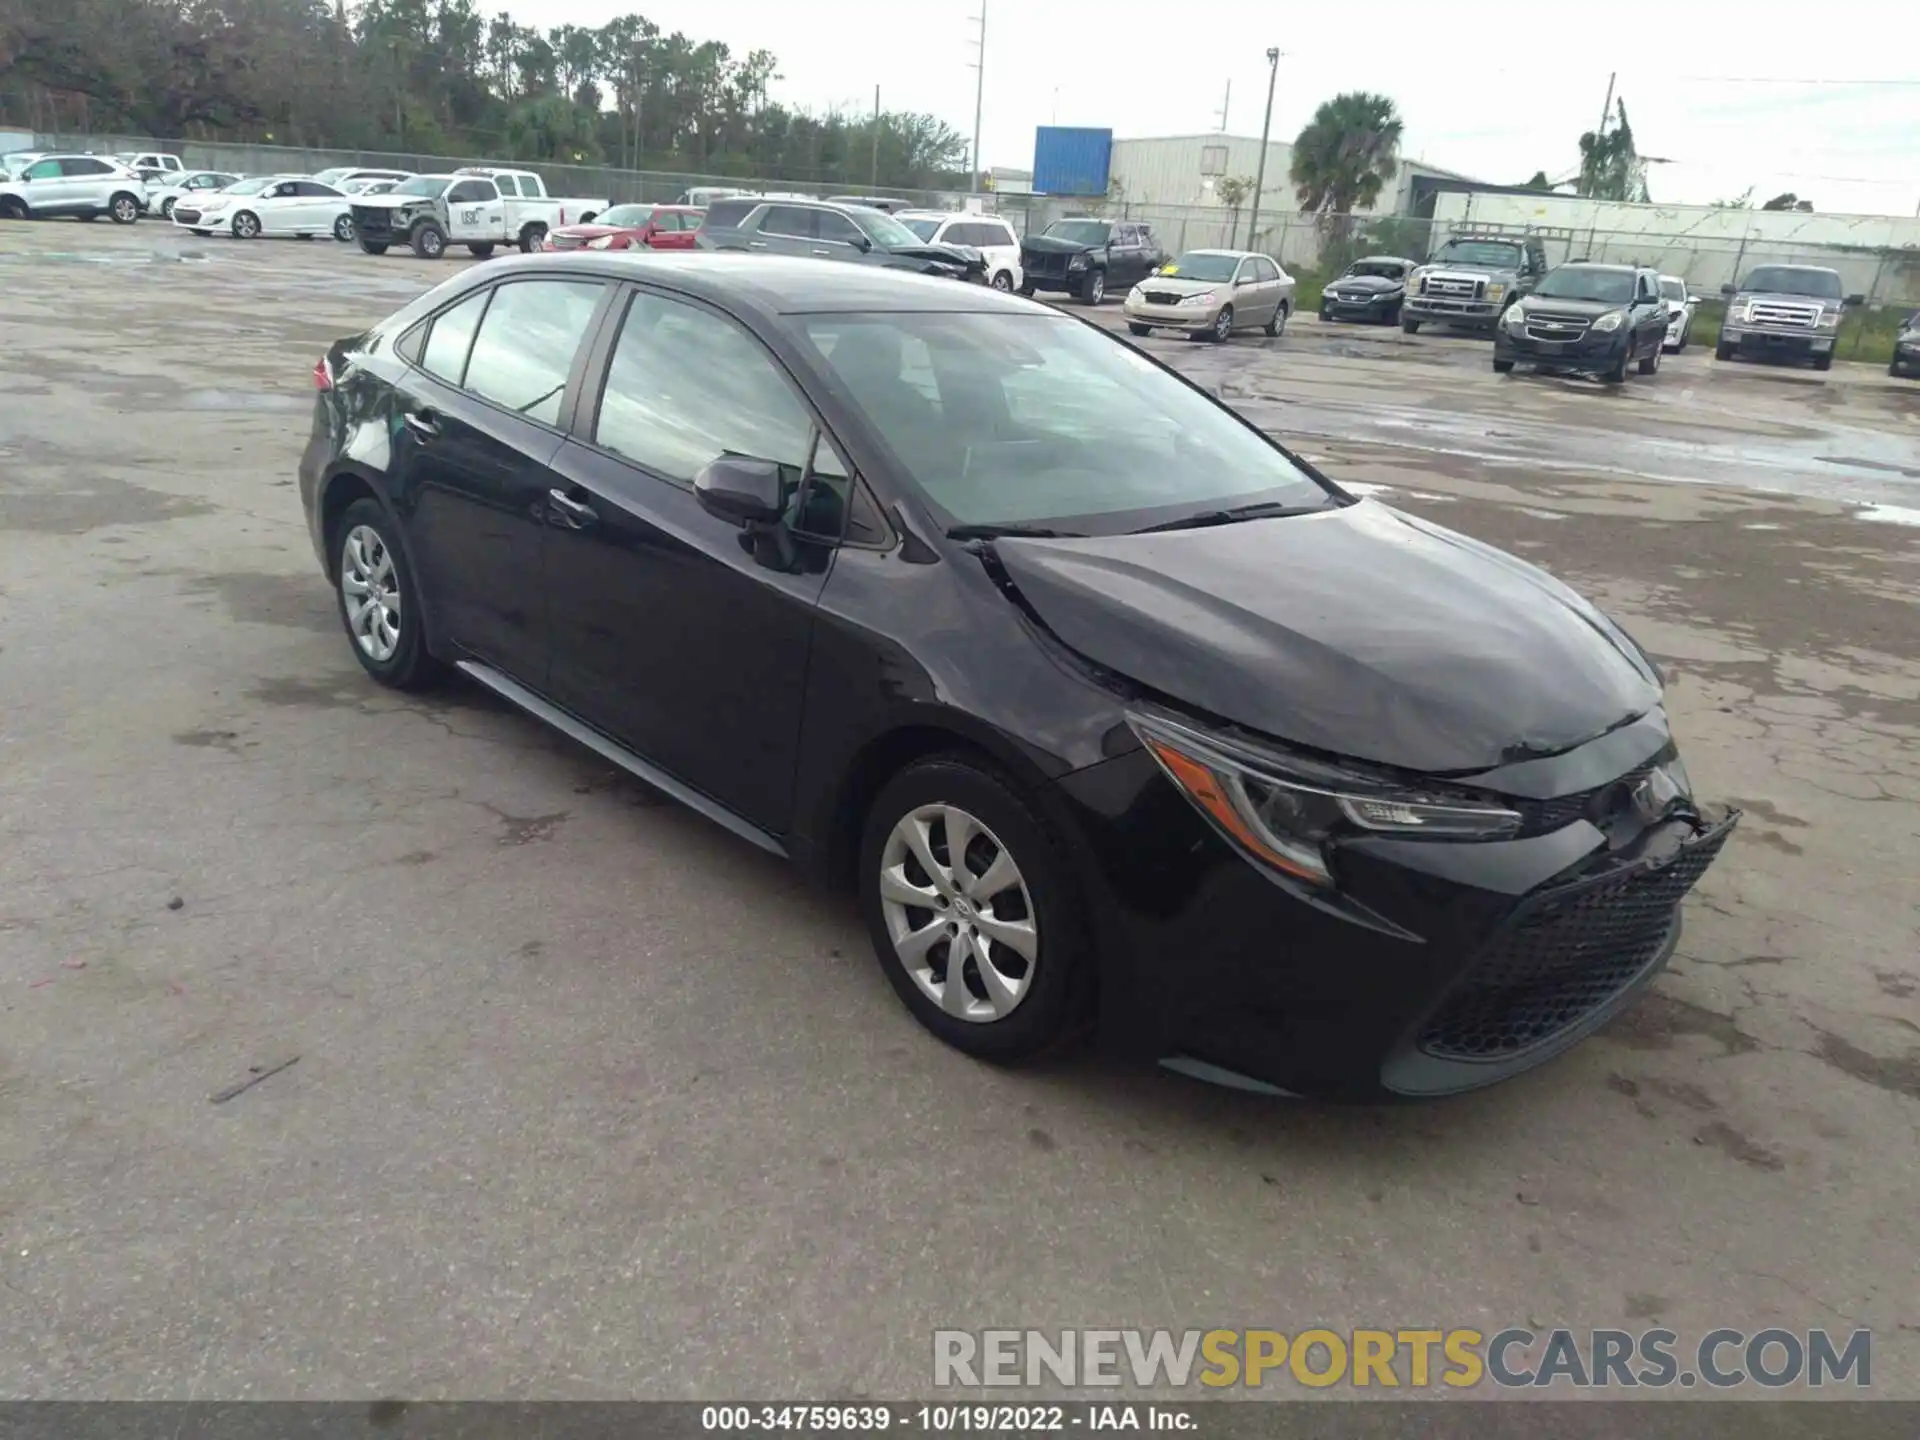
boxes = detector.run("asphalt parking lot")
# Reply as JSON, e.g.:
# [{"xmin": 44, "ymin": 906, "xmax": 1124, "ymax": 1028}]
[{"xmin": 2, "ymin": 223, "xmax": 1917, "ymax": 1400}]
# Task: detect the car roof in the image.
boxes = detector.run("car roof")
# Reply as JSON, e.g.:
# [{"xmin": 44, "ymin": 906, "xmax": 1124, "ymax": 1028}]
[
  {"xmin": 1558, "ymin": 261, "xmax": 1636, "ymax": 273},
  {"xmin": 474, "ymin": 251, "xmax": 1043, "ymax": 318},
  {"xmin": 1178, "ymin": 248, "xmax": 1259, "ymax": 258},
  {"xmin": 1351, "ymin": 254, "xmax": 1414, "ymax": 264}
]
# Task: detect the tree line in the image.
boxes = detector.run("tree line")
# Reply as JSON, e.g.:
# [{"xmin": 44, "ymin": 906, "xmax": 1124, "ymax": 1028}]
[{"xmin": 0, "ymin": 0, "xmax": 974, "ymax": 189}]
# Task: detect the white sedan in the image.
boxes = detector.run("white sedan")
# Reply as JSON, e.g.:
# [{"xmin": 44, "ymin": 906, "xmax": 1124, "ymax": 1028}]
[
  {"xmin": 1659, "ymin": 274, "xmax": 1701, "ymax": 352},
  {"xmin": 171, "ymin": 174, "xmax": 356, "ymax": 241},
  {"xmin": 146, "ymin": 170, "xmax": 240, "ymax": 220}
]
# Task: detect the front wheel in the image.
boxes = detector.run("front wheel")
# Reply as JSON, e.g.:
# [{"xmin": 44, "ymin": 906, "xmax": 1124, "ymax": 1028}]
[
  {"xmin": 1127, "ymin": 322, "xmax": 1151, "ymax": 336},
  {"xmin": 1813, "ymin": 353, "xmax": 1833, "ymax": 372},
  {"xmin": 1715, "ymin": 340, "xmax": 1734, "ymax": 361},
  {"xmin": 1264, "ymin": 302, "xmax": 1288, "ymax": 338},
  {"xmin": 1401, "ymin": 317, "xmax": 1421, "ymax": 334},
  {"xmin": 333, "ymin": 500, "xmax": 439, "ymax": 691},
  {"xmin": 160, "ymin": 197, "xmax": 177, "ymax": 219},
  {"xmin": 859, "ymin": 757, "xmax": 1088, "ymax": 1062},
  {"xmin": 1637, "ymin": 341, "xmax": 1660, "ymax": 375},
  {"xmin": 333, "ymin": 214, "xmax": 355, "ymax": 242},
  {"xmin": 1210, "ymin": 305, "xmax": 1235, "ymax": 342},
  {"xmin": 1603, "ymin": 348, "xmax": 1631, "ymax": 385},
  {"xmin": 411, "ymin": 221, "xmax": 447, "ymax": 259},
  {"xmin": 990, "ymin": 270, "xmax": 1014, "ymax": 291},
  {"xmin": 358, "ymin": 239, "xmax": 389, "ymax": 255},
  {"xmin": 1018, "ymin": 279, "xmax": 1035, "ymax": 297},
  {"xmin": 1078, "ymin": 269, "xmax": 1106, "ymax": 305},
  {"xmin": 1493, "ymin": 358, "xmax": 1515, "ymax": 374},
  {"xmin": 231, "ymin": 210, "xmax": 260, "ymax": 240}
]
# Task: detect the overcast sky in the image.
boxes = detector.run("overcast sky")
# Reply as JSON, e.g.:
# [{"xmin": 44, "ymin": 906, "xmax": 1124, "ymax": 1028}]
[{"xmin": 526, "ymin": 0, "xmax": 1918, "ymax": 217}]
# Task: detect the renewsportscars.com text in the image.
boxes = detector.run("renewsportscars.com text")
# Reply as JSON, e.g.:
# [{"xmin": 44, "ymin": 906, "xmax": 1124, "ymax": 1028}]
[{"xmin": 932, "ymin": 1328, "xmax": 1872, "ymax": 1390}]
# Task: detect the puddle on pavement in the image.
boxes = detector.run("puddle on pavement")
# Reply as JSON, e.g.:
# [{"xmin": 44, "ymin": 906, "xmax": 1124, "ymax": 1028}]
[{"xmin": 176, "ymin": 389, "xmax": 309, "ymax": 413}]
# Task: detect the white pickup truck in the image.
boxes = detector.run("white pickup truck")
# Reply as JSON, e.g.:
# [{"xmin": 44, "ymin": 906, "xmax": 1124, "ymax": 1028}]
[{"xmin": 347, "ymin": 167, "xmax": 610, "ymax": 259}]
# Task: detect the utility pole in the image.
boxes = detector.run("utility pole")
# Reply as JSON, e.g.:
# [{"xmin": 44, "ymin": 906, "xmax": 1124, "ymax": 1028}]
[
  {"xmin": 1215, "ymin": 79, "xmax": 1231, "ymax": 132},
  {"xmin": 1244, "ymin": 48, "xmax": 1280, "ymax": 251},
  {"xmin": 871, "ymin": 85, "xmax": 881, "ymax": 190},
  {"xmin": 969, "ymin": 1, "xmax": 987, "ymax": 193}
]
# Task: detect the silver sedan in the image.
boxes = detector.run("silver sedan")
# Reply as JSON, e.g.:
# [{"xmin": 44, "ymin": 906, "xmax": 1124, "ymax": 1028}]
[{"xmin": 1122, "ymin": 249, "xmax": 1296, "ymax": 342}]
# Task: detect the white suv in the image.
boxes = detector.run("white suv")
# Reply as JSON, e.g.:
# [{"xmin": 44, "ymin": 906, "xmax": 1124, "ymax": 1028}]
[
  {"xmin": 897, "ymin": 210, "xmax": 1025, "ymax": 291},
  {"xmin": 0, "ymin": 154, "xmax": 147, "ymax": 223}
]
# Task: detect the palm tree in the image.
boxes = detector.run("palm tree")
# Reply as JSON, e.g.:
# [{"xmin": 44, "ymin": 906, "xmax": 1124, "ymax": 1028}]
[{"xmin": 1289, "ymin": 92, "xmax": 1403, "ymax": 215}]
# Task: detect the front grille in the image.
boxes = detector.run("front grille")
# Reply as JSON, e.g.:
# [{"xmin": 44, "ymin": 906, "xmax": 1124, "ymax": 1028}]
[
  {"xmin": 1025, "ymin": 253, "xmax": 1069, "ymax": 277},
  {"xmin": 1426, "ymin": 274, "xmax": 1483, "ymax": 299},
  {"xmin": 1525, "ymin": 312, "xmax": 1591, "ymax": 342},
  {"xmin": 1418, "ymin": 816, "xmax": 1735, "ymax": 1061},
  {"xmin": 351, "ymin": 206, "xmax": 396, "ymax": 237},
  {"xmin": 173, "ymin": 208, "xmax": 201, "ymax": 225},
  {"xmin": 1522, "ymin": 761, "xmax": 1657, "ymax": 834},
  {"xmin": 1332, "ymin": 290, "xmax": 1379, "ymax": 303},
  {"xmin": 1142, "ymin": 290, "xmax": 1184, "ymax": 305},
  {"xmin": 1748, "ymin": 301, "xmax": 1819, "ymax": 329}
]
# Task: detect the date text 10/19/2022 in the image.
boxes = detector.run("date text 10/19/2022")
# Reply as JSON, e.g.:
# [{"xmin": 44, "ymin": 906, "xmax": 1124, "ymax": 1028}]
[{"xmin": 701, "ymin": 1405, "xmax": 1195, "ymax": 1431}]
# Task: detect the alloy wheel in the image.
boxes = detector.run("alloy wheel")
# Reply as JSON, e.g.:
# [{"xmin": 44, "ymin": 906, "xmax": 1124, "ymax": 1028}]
[
  {"xmin": 112, "ymin": 196, "xmax": 138, "ymax": 223},
  {"xmin": 1213, "ymin": 306, "xmax": 1234, "ymax": 341},
  {"xmin": 234, "ymin": 212, "xmax": 259, "ymax": 239},
  {"xmin": 334, "ymin": 215, "xmax": 355, "ymax": 242},
  {"xmin": 878, "ymin": 803, "xmax": 1038, "ymax": 1023},
  {"xmin": 991, "ymin": 271, "xmax": 1013, "ymax": 291},
  {"xmin": 340, "ymin": 525, "xmax": 402, "ymax": 662}
]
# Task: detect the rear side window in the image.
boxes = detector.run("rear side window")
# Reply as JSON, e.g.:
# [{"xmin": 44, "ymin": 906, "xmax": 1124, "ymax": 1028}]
[
  {"xmin": 982, "ymin": 221, "xmax": 1016, "ymax": 247},
  {"xmin": 462, "ymin": 280, "xmax": 604, "ymax": 426},
  {"xmin": 419, "ymin": 291, "xmax": 490, "ymax": 385},
  {"xmin": 491, "ymin": 175, "xmax": 520, "ymax": 197},
  {"xmin": 704, "ymin": 199, "xmax": 756, "ymax": 229},
  {"xmin": 594, "ymin": 292, "xmax": 813, "ymax": 484},
  {"xmin": 61, "ymin": 158, "xmax": 111, "ymax": 177},
  {"xmin": 762, "ymin": 205, "xmax": 819, "ymax": 239}
]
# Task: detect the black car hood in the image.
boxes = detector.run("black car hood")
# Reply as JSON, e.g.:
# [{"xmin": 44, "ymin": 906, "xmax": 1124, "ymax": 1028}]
[
  {"xmin": 1023, "ymin": 233, "xmax": 1101, "ymax": 256},
  {"xmin": 1331, "ymin": 274, "xmax": 1403, "ymax": 294},
  {"xmin": 991, "ymin": 501, "xmax": 1661, "ymax": 773},
  {"xmin": 884, "ymin": 241, "xmax": 978, "ymax": 269},
  {"xmin": 1522, "ymin": 295, "xmax": 1621, "ymax": 317}
]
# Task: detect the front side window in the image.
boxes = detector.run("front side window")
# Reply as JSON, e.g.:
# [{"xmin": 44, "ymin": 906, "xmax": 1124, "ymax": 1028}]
[
  {"xmin": 798, "ymin": 312, "xmax": 1331, "ymax": 535},
  {"xmin": 23, "ymin": 160, "xmax": 60, "ymax": 181},
  {"xmin": 461, "ymin": 280, "xmax": 604, "ymax": 425},
  {"xmin": 594, "ymin": 293, "xmax": 814, "ymax": 485},
  {"xmin": 816, "ymin": 211, "xmax": 867, "ymax": 246},
  {"xmin": 447, "ymin": 180, "xmax": 493, "ymax": 204}
]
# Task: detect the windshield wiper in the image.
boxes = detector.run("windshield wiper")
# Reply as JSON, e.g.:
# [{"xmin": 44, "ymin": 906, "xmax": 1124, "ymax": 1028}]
[
  {"xmin": 947, "ymin": 523, "xmax": 1087, "ymax": 541},
  {"xmin": 1130, "ymin": 500, "xmax": 1328, "ymax": 535}
]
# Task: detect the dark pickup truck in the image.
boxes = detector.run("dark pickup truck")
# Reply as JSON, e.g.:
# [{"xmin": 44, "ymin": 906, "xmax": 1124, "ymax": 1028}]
[
  {"xmin": 695, "ymin": 198, "xmax": 983, "ymax": 281},
  {"xmin": 1019, "ymin": 218, "xmax": 1166, "ymax": 305}
]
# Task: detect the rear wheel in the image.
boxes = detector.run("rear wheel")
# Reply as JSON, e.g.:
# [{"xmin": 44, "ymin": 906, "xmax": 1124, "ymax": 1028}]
[
  {"xmin": 1264, "ymin": 301, "xmax": 1288, "ymax": 338},
  {"xmin": 109, "ymin": 193, "xmax": 141, "ymax": 224},
  {"xmin": 358, "ymin": 239, "xmax": 389, "ymax": 255},
  {"xmin": 333, "ymin": 500, "xmax": 439, "ymax": 691},
  {"xmin": 468, "ymin": 242, "xmax": 495, "ymax": 258},
  {"xmin": 410, "ymin": 221, "xmax": 446, "ymax": 259},
  {"xmin": 0, "ymin": 196, "xmax": 28, "ymax": 221},
  {"xmin": 1018, "ymin": 280, "xmax": 1035, "ymax": 297},
  {"xmin": 859, "ymin": 757, "xmax": 1089, "ymax": 1062}
]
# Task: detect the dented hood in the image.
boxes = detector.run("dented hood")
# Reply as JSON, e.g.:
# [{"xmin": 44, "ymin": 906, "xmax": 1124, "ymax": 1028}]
[{"xmin": 991, "ymin": 501, "xmax": 1661, "ymax": 773}]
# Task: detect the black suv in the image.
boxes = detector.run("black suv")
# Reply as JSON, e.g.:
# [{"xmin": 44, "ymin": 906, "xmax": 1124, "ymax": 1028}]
[
  {"xmin": 695, "ymin": 198, "xmax": 983, "ymax": 282},
  {"xmin": 1493, "ymin": 263, "xmax": 1672, "ymax": 383},
  {"xmin": 1019, "ymin": 218, "xmax": 1165, "ymax": 305}
]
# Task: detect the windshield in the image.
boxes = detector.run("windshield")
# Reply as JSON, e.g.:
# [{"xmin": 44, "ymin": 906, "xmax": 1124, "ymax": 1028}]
[
  {"xmin": 797, "ymin": 312, "xmax": 1332, "ymax": 534},
  {"xmin": 598, "ymin": 204, "xmax": 654, "ymax": 227},
  {"xmin": 1346, "ymin": 260, "xmax": 1406, "ymax": 279},
  {"xmin": 1742, "ymin": 266, "xmax": 1842, "ymax": 299},
  {"xmin": 851, "ymin": 209, "xmax": 924, "ymax": 248},
  {"xmin": 1044, "ymin": 220, "xmax": 1112, "ymax": 247},
  {"xmin": 1430, "ymin": 240, "xmax": 1521, "ymax": 268},
  {"xmin": 901, "ymin": 218, "xmax": 941, "ymax": 241},
  {"xmin": 1159, "ymin": 252, "xmax": 1242, "ymax": 282},
  {"xmin": 1533, "ymin": 267, "xmax": 1635, "ymax": 304},
  {"xmin": 391, "ymin": 175, "xmax": 455, "ymax": 198},
  {"xmin": 312, "ymin": 168, "xmax": 350, "ymax": 185},
  {"xmin": 218, "ymin": 177, "xmax": 280, "ymax": 197},
  {"xmin": 1659, "ymin": 278, "xmax": 1686, "ymax": 301}
]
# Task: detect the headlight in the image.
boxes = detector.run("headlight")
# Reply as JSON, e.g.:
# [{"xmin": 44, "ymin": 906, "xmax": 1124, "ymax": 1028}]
[
  {"xmin": 1816, "ymin": 309, "xmax": 1840, "ymax": 329},
  {"xmin": 1128, "ymin": 285, "xmax": 1145, "ymax": 301},
  {"xmin": 1503, "ymin": 305, "xmax": 1528, "ymax": 333},
  {"xmin": 1408, "ymin": 269, "xmax": 1428, "ymax": 294},
  {"xmin": 1067, "ymin": 253, "xmax": 1088, "ymax": 269},
  {"xmin": 1591, "ymin": 310, "xmax": 1626, "ymax": 333},
  {"xmin": 585, "ymin": 235, "xmax": 613, "ymax": 250},
  {"xmin": 1730, "ymin": 302, "xmax": 1751, "ymax": 323},
  {"xmin": 1129, "ymin": 713, "xmax": 1521, "ymax": 888},
  {"xmin": 1179, "ymin": 290, "xmax": 1216, "ymax": 307},
  {"xmin": 1485, "ymin": 282, "xmax": 1506, "ymax": 302}
]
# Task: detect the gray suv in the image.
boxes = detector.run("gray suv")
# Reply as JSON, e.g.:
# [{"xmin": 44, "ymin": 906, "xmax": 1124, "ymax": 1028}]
[
  {"xmin": 1403, "ymin": 234, "xmax": 1549, "ymax": 335},
  {"xmin": 1716, "ymin": 264, "xmax": 1863, "ymax": 371}
]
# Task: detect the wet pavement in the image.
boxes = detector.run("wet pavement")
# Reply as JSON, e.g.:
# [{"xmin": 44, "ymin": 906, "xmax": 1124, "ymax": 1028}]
[{"xmin": 1, "ymin": 222, "xmax": 1917, "ymax": 1399}]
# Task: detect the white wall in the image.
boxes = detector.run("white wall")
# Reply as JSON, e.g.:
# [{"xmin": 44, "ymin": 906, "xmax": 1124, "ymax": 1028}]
[
  {"xmin": 1110, "ymin": 135, "xmax": 1295, "ymax": 209},
  {"xmin": 1431, "ymin": 191, "xmax": 1920, "ymax": 303}
]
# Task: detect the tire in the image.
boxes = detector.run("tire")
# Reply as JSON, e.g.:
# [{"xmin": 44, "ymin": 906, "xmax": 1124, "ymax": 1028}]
[
  {"xmin": 332, "ymin": 499, "xmax": 439, "ymax": 691},
  {"xmin": 1264, "ymin": 301, "xmax": 1288, "ymax": 338},
  {"xmin": 1210, "ymin": 305, "xmax": 1235, "ymax": 342},
  {"xmin": 1603, "ymin": 347, "xmax": 1630, "ymax": 385},
  {"xmin": 160, "ymin": 197, "xmax": 177, "ymax": 219},
  {"xmin": 1386, "ymin": 302, "xmax": 1402, "ymax": 326},
  {"xmin": 1127, "ymin": 322, "xmax": 1151, "ymax": 336},
  {"xmin": 858, "ymin": 755, "xmax": 1089, "ymax": 1062},
  {"xmin": 231, "ymin": 210, "xmax": 260, "ymax": 240},
  {"xmin": 1715, "ymin": 340, "xmax": 1734, "ymax": 361},
  {"xmin": 1018, "ymin": 280, "xmax": 1035, "ymax": 298},
  {"xmin": 1892, "ymin": 358, "xmax": 1904, "ymax": 378},
  {"xmin": 990, "ymin": 270, "xmax": 1014, "ymax": 291},
  {"xmin": 1319, "ymin": 307, "xmax": 1333, "ymax": 323},
  {"xmin": 190, "ymin": 229, "xmax": 211, "ymax": 237},
  {"xmin": 1637, "ymin": 341, "xmax": 1660, "ymax": 376},
  {"xmin": 467, "ymin": 242, "xmax": 495, "ymax": 258},
  {"xmin": 109, "ymin": 192, "xmax": 141, "ymax": 224},
  {"xmin": 1078, "ymin": 269, "xmax": 1106, "ymax": 305},
  {"xmin": 1493, "ymin": 358, "xmax": 1515, "ymax": 373},
  {"xmin": 1401, "ymin": 318, "xmax": 1421, "ymax": 334},
  {"xmin": 358, "ymin": 239, "xmax": 389, "ymax": 256},
  {"xmin": 411, "ymin": 221, "xmax": 447, "ymax": 259},
  {"xmin": 517, "ymin": 223, "xmax": 546, "ymax": 254},
  {"xmin": 333, "ymin": 214, "xmax": 355, "ymax": 242},
  {"xmin": 0, "ymin": 196, "xmax": 28, "ymax": 221},
  {"xmin": 1813, "ymin": 353, "xmax": 1832, "ymax": 372},
  {"xmin": 79, "ymin": 212, "xmax": 100, "ymax": 222}
]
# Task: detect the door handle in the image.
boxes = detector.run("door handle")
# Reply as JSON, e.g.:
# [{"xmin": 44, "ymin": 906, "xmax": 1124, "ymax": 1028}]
[
  {"xmin": 547, "ymin": 489, "xmax": 598, "ymax": 528},
  {"xmin": 748, "ymin": 240, "xmax": 769, "ymax": 249},
  {"xmin": 810, "ymin": 248, "xmax": 832, "ymax": 256},
  {"xmin": 402, "ymin": 410, "xmax": 441, "ymax": 439}
]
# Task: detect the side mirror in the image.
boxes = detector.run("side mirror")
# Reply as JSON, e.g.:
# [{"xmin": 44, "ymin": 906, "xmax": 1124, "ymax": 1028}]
[
  {"xmin": 1720, "ymin": 283, "xmax": 1736, "ymax": 297},
  {"xmin": 695, "ymin": 456, "xmax": 786, "ymax": 527},
  {"xmin": 1844, "ymin": 293, "xmax": 1865, "ymax": 307},
  {"xmin": 854, "ymin": 234, "xmax": 873, "ymax": 252}
]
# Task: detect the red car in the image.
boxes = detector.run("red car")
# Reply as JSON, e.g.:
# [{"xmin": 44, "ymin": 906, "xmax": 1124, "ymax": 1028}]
[{"xmin": 542, "ymin": 203, "xmax": 704, "ymax": 252}]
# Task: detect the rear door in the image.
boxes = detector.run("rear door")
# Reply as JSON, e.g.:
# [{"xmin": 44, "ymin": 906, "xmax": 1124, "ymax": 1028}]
[
  {"xmin": 387, "ymin": 275, "xmax": 612, "ymax": 683},
  {"xmin": 60, "ymin": 157, "xmax": 118, "ymax": 212},
  {"xmin": 295, "ymin": 180, "xmax": 345, "ymax": 230},
  {"xmin": 542, "ymin": 285, "xmax": 835, "ymax": 830}
]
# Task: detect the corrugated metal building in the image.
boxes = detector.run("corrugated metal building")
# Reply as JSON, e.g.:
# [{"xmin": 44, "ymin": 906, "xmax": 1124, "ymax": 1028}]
[{"xmin": 1110, "ymin": 134, "xmax": 1476, "ymax": 217}]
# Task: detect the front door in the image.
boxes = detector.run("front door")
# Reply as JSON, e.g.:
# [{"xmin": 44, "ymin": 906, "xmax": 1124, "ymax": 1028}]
[
  {"xmin": 542, "ymin": 286, "xmax": 831, "ymax": 832},
  {"xmin": 20, "ymin": 158, "xmax": 70, "ymax": 213},
  {"xmin": 445, "ymin": 179, "xmax": 503, "ymax": 243},
  {"xmin": 390, "ymin": 275, "xmax": 611, "ymax": 683}
]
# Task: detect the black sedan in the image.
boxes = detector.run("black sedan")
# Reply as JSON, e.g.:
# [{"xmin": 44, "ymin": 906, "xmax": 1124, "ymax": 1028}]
[
  {"xmin": 1494, "ymin": 263, "xmax": 1673, "ymax": 383},
  {"xmin": 299, "ymin": 254, "xmax": 1737, "ymax": 1101},
  {"xmin": 1318, "ymin": 255, "xmax": 1413, "ymax": 325}
]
